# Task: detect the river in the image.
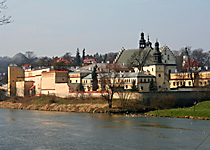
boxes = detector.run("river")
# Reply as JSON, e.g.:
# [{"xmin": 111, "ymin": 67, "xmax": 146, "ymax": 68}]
[{"xmin": 0, "ymin": 108, "xmax": 209, "ymax": 150}]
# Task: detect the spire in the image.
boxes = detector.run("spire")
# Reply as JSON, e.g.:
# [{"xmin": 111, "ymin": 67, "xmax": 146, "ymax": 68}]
[
  {"xmin": 154, "ymin": 39, "xmax": 162, "ymax": 64},
  {"xmin": 155, "ymin": 39, "xmax": 159, "ymax": 52},
  {"xmin": 146, "ymin": 34, "xmax": 152, "ymax": 47},
  {"xmin": 183, "ymin": 47, "xmax": 189, "ymax": 56},
  {"xmin": 139, "ymin": 32, "xmax": 146, "ymax": 49}
]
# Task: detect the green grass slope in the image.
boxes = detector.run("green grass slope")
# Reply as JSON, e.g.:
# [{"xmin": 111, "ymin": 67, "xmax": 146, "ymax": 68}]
[{"xmin": 146, "ymin": 101, "xmax": 210, "ymax": 119}]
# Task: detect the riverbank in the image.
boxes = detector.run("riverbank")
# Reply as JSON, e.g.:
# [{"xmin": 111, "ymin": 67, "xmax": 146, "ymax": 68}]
[
  {"xmin": 145, "ymin": 101, "xmax": 210, "ymax": 120},
  {"xmin": 0, "ymin": 96, "xmax": 147, "ymax": 113}
]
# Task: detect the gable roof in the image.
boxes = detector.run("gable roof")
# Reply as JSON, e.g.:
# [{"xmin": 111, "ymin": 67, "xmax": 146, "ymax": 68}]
[{"xmin": 116, "ymin": 47, "xmax": 154, "ymax": 66}]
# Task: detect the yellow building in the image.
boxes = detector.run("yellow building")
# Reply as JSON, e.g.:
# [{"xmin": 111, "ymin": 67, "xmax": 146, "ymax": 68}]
[
  {"xmin": 81, "ymin": 72, "xmax": 156, "ymax": 92},
  {"xmin": 170, "ymin": 71, "xmax": 210, "ymax": 89},
  {"xmin": 8, "ymin": 64, "xmax": 24, "ymax": 96}
]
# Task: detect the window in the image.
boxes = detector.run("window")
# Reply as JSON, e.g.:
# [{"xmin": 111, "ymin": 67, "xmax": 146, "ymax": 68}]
[
  {"xmin": 167, "ymin": 54, "xmax": 170, "ymax": 60},
  {"xmin": 189, "ymin": 81, "xmax": 191, "ymax": 86},
  {"xmin": 144, "ymin": 79, "xmax": 146, "ymax": 82},
  {"xmin": 180, "ymin": 82, "xmax": 182, "ymax": 85},
  {"xmin": 177, "ymin": 82, "xmax": 179, "ymax": 86},
  {"xmin": 173, "ymin": 82, "xmax": 175, "ymax": 86},
  {"xmin": 126, "ymin": 85, "xmax": 128, "ymax": 89},
  {"xmin": 141, "ymin": 86, "xmax": 143, "ymax": 90},
  {"xmin": 70, "ymin": 80, "xmax": 72, "ymax": 83},
  {"xmin": 152, "ymin": 68, "xmax": 153, "ymax": 71},
  {"xmin": 76, "ymin": 80, "xmax": 77, "ymax": 83},
  {"xmin": 159, "ymin": 74, "xmax": 161, "ymax": 77},
  {"xmin": 200, "ymin": 82, "xmax": 202, "ymax": 85}
]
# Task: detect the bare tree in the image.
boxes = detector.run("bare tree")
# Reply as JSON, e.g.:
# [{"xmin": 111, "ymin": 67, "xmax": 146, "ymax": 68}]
[
  {"xmin": 98, "ymin": 64, "xmax": 120, "ymax": 108},
  {"xmin": 0, "ymin": 0, "xmax": 12, "ymax": 25},
  {"xmin": 32, "ymin": 57, "xmax": 52, "ymax": 68},
  {"xmin": 116, "ymin": 81, "xmax": 132, "ymax": 108},
  {"xmin": 62, "ymin": 52, "xmax": 72, "ymax": 62},
  {"xmin": 127, "ymin": 49, "xmax": 152, "ymax": 71},
  {"xmin": 25, "ymin": 51, "xmax": 37, "ymax": 63}
]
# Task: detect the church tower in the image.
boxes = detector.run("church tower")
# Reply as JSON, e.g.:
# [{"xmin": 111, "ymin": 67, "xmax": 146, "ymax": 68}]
[
  {"xmin": 182, "ymin": 47, "xmax": 189, "ymax": 68},
  {"xmin": 146, "ymin": 34, "xmax": 152, "ymax": 48},
  {"xmin": 153, "ymin": 40, "xmax": 162, "ymax": 64},
  {"xmin": 149, "ymin": 40, "xmax": 169, "ymax": 91},
  {"xmin": 139, "ymin": 32, "xmax": 146, "ymax": 49}
]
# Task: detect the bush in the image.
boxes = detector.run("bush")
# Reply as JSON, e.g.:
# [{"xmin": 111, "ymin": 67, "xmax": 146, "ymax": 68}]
[
  {"xmin": 0, "ymin": 89, "xmax": 7, "ymax": 101},
  {"xmin": 49, "ymin": 96, "xmax": 57, "ymax": 103}
]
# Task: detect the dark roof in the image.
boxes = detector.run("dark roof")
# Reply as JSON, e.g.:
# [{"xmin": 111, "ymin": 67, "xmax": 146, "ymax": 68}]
[{"xmin": 117, "ymin": 47, "xmax": 154, "ymax": 66}]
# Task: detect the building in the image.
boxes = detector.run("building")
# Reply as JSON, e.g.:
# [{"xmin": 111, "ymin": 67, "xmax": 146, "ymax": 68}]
[
  {"xmin": 170, "ymin": 71, "xmax": 210, "ymax": 89},
  {"xmin": 8, "ymin": 66, "xmax": 70, "ymax": 98},
  {"xmin": 114, "ymin": 33, "xmax": 176, "ymax": 91},
  {"xmin": 8, "ymin": 64, "xmax": 24, "ymax": 96}
]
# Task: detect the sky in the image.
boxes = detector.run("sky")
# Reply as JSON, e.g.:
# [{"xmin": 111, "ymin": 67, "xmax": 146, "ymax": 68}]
[{"xmin": 0, "ymin": 0, "xmax": 210, "ymax": 57}]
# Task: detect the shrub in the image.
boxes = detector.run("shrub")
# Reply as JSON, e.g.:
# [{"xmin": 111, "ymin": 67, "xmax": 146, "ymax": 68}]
[{"xmin": 49, "ymin": 96, "xmax": 56, "ymax": 103}]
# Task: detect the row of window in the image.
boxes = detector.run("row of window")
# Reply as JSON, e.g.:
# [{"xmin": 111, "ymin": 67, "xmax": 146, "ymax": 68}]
[
  {"xmin": 172, "ymin": 81, "xmax": 208, "ymax": 87},
  {"xmin": 139, "ymin": 78, "xmax": 154, "ymax": 83},
  {"xmin": 172, "ymin": 81, "xmax": 191, "ymax": 86}
]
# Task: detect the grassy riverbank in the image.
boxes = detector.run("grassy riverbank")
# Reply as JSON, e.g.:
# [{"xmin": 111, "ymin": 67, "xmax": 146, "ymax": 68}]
[
  {"xmin": 146, "ymin": 101, "xmax": 210, "ymax": 120},
  {"xmin": 2, "ymin": 95, "xmax": 148, "ymax": 113}
]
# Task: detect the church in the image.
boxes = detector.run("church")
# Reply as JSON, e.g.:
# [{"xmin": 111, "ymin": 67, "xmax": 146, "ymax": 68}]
[{"xmin": 114, "ymin": 32, "xmax": 177, "ymax": 91}]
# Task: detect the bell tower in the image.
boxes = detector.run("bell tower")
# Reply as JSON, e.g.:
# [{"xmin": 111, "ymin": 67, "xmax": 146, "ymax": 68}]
[{"xmin": 139, "ymin": 32, "xmax": 146, "ymax": 49}]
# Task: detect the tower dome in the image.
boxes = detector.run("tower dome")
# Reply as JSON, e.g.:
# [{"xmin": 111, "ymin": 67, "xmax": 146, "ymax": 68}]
[{"xmin": 139, "ymin": 32, "xmax": 146, "ymax": 49}]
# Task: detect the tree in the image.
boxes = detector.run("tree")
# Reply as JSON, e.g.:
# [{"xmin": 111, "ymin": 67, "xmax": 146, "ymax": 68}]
[
  {"xmin": 0, "ymin": 0, "xmax": 12, "ymax": 26},
  {"xmin": 182, "ymin": 47, "xmax": 203, "ymax": 87},
  {"xmin": 75, "ymin": 48, "xmax": 81, "ymax": 66},
  {"xmin": 0, "ymin": 89, "xmax": 7, "ymax": 101},
  {"xmin": 127, "ymin": 49, "xmax": 152, "ymax": 71},
  {"xmin": 53, "ymin": 61, "xmax": 68, "ymax": 71},
  {"xmin": 32, "ymin": 57, "xmax": 52, "ymax": 68},
  {"xmin": 82, "ymin": 48, "xmax": 85, "ymax": 61},
  {"xmin": 92, "ymin": 65, "xmax": 98, "ymax": 91},
  {"xmin": 25, "ymin": 51, "xmax": 37, "ymax": 63},
  {"xmin": 98, "ymin": 64, "xmax": 121, "ymax": 108},
  {"xmin": 131, "ymin": 80, "xmax": 138, "ymax": 92},
  {"xmin": 116, "ymin": 79, "xmax": 133, "ymax": 108},
  {"xmin": 103, "ymin": 54, "xmax": 107, "ymax": 62},
  {"xmin": 149, "ymin": 80, "xmax": 156, "ymax": 91},
  {"xmin": 62, "ymin": 52, "xmax": 72, "ymax": 62},
  {"xmin": 191, "ymin": 48, "xmax": 209, "ymax": 69}
]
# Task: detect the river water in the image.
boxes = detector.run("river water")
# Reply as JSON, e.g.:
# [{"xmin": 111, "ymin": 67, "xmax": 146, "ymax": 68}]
[{"xmin": 0, "ymin": 109, "xmax": 210, "ymax": 150}]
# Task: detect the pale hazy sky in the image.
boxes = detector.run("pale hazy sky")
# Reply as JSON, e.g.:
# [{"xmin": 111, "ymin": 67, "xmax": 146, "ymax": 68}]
[{"xmin": 0, "ymin": 0, "xmax": 210, "ymax": 57}]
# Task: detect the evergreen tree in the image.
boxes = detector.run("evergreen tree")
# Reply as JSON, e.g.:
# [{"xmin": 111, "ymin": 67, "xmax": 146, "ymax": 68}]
[
  {"xmin": 149, "ymin": 80, "xmax": 156, "ymax": 91},
  {"xmin": 75, "ymin": 48, "xmax": 81, "ymax": 66},
  {"xmin": 92, "ymin": 65, "xmax": 98, "ymax": 91},
  {"xmin": 131, "ymin": 80, "xmax": 138, "ymax": 92},
  {"xmin": 82, "ymin": 48, "xmax": 85, "ymax": 61},
  {"xmin": 104, "ymin": 54, "xmax": 108, "ymax": 62}
]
